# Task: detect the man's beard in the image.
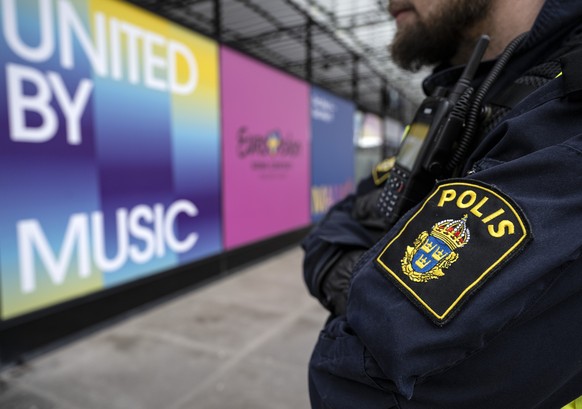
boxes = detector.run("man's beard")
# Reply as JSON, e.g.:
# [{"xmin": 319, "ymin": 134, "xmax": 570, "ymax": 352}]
[{"xmin": 390, "ymin": 0, "xmax": 491, "ymax": 71}]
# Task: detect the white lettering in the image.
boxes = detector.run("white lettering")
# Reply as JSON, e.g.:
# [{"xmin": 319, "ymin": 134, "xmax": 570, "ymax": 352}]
[
  {"xmin": 109, "ymin": 17, "xmax": 123, "ymax": 80},
  {"xmin": 311, "ymin": 95, "xmax": 336, "ymax": 123},
  {"xmin": 1, "ymin": 0, "xmax": 199, "ymax": 96},
  {"xmin": 47, "ymin": 71, "xmax": 93, "ymax": 145},
  {"xmin": 18, "ymin": 214, "xmax": 90, "ymax": 293},
  {"xmin": 58, "ymin": 0, "xmax": 108, "ymax": 76},
  {"xmin": 128, "ymin": 205, "xmax": 155, "ymax": 264},
  {"xmin": 167, "ymin": 40, "xmax": 198, "ymax": 95},
  {"xmin": 2, "ymin": 0, "xmax": 54, "ymax": 62},
  {"xmin": 164, "ymin": 200, "xmax": 199, "ymax": 253},
  {"xmin": 17, "ymin": 201, "xmax": 200, "ymax": 292},
  {"xmin": 143, "ymin": 31, "xmax": 167, "ymax": 92},
  {"xmin": 7, "ymin": 63, "xmax": 93, "ymax": 145},
  {"xmin": 7, "ymin": 63, "xmax": 58, "ymax": 143},
  {"xmin": 153, "ymin": 204, "xmax": 166, "ymax": 258},
  {"xmin": 119, "ymin": 21, "xmax": 143, "ymax": 85},
  {"xmin": 92, "ymin": 209, "xmax": 129, "ymax": 272}
]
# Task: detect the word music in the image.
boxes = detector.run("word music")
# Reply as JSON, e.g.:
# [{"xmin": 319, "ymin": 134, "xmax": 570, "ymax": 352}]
[{"xmin": 18, "ymin": 200, "xmax": 199, "ymax": 293}]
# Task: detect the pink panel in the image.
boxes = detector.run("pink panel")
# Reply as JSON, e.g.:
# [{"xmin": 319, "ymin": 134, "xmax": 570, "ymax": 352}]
[{"xmin": 221, "ymin": 47, "xmax": 311, "ymax": 249}]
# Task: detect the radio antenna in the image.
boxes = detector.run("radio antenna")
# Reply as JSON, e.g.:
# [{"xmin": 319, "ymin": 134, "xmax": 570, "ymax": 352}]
[{"xmin": 448, "ymin": 35, "xmax": 490, "ymax": 104}]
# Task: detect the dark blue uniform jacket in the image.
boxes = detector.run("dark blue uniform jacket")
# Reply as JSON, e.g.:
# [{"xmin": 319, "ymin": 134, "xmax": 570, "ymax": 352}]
[{"xmin": 308, "ymin": 1, "xmax": 582, "ymax": 408}]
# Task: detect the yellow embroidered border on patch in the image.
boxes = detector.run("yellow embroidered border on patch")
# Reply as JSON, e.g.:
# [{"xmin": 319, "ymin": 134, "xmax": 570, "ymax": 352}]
[{"xmin": 375, "ymin": 179, "xmax": 531, "ymax": 325}]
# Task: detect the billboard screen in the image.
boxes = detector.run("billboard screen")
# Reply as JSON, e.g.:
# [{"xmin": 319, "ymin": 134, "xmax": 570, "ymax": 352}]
[
  {"xmin": 221, "ymin": 47, "xmax": 311, "ymax": 249},
  {"xmin": 310, "ymin": 87, "xmax": 355, "ymax": 221},
  {"xmin": 0, "ymin": 0, "xmax": 222, "ymax": 319}
]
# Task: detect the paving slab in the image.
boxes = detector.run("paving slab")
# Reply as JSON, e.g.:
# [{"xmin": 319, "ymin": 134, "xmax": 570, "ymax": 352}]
[
  {"xmin": 16, "ymin": 326, "xmax": 228, "ymax": 409},
  {"xmin": 123, "ymin": 297, "xmax": 287, "ymax": 353},
  {"xmin": 0, "ymin": 246, "xmax": 328, "ymax": 409},
  {"xmin": 193, "ymin": 250, "xmax": 315, "ymax": 315},
  {"xmin": 248, "ymin": 306, "xmax": 328, "ymax": 369},
  {"xmin": 173, "ymin": 356, "xmax": 312, "ymax": 409},
  {"xmin": 0, "ymin": 381, "xmax": 78, "ymax": 409}
]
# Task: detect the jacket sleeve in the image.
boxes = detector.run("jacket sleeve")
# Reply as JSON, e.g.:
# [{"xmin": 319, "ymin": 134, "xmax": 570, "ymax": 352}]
[
  {"xmin": 343, "ymin": 94, "xmax": 582, "ymax": 400},
  {"xmin": 302, "ymin": 173, "xmax": 388, "ymax": 310}
]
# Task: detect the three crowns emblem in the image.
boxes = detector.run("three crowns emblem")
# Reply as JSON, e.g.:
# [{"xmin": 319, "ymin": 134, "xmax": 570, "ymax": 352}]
[{"xmin": 401, "ymin": 215, "xmax": 471, "ymax": 283}]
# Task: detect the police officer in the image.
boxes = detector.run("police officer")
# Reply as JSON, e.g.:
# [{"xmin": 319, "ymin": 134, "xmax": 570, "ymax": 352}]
[{"xmin": 304, "ymin": 0, "xmax": 582, "ymax": 407}]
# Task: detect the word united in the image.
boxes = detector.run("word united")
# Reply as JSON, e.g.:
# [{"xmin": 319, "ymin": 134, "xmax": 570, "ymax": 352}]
[{"xmin": 3, "ymin": 0, "xmax": 199, "ymax": 145}]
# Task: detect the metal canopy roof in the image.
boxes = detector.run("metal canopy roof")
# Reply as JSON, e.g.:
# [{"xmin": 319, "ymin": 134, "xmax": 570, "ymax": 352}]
[{"xmin": 127, "ymin": 0, "xmax": 429, "ymax": 120}]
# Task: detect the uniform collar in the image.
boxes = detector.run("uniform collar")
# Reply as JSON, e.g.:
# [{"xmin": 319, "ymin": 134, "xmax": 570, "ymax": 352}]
[{"xmin": 421, "ymin": 0, "xmax": 582, "ymax": 97}]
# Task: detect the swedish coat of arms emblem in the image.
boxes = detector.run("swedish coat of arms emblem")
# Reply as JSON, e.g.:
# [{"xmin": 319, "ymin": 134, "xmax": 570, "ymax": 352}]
[{"xmin": 401, "ymin": 215, "xmax": 470, "ymax": 283}]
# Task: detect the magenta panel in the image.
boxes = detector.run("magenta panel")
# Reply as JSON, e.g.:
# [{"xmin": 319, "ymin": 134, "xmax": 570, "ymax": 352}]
[{"xmin": 221, "ymin": 47, "xmax": 311, "ymax": 249}]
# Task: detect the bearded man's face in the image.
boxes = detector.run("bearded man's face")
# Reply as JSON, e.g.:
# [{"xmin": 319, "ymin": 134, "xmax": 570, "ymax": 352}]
[{"xmin": 388, "ymin": 0, "xmax": 492, "ymax": 71}]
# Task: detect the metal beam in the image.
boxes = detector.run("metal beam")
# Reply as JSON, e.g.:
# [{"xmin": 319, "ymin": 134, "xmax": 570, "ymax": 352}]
[
  {"xmin": 237, "ymin": 24, "xmax": 308, "ymax": 46},
  {"xmin": 306, "ymin": 15, "xmax": 313, "ymax": 82},
  {"xmin": 338, "ymin": 9, "xmax": 390, "ymax": 30},
  {"xmin": 352, "ymin": 54, "xmax": 360, "ymax": 102},
  {"xmin": 213, "ymin": 0, "xmax": 222, "ymax": 41}
]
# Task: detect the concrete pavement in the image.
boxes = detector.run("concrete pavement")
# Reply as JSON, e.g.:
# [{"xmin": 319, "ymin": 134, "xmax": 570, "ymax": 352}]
[{"xmin": 0, "ymin": 246, "xmax": 328, "ymax": 409}]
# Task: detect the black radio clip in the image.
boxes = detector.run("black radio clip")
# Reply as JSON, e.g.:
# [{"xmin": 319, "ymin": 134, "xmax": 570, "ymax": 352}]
[{"xmin": 379, "ymin": 35, "xmax": 491, "ymax": 225}]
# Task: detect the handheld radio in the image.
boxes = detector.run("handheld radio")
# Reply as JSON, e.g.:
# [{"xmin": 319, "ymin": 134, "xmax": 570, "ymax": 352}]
[{"xmin": 379, "ymin": 35, "xmax": 490, "ymax": 225}]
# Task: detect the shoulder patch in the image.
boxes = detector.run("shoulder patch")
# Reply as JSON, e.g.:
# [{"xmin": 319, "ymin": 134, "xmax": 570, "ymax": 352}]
[
  {"xmin": 375, "ymin": 179, "xmax": 532, "ymax": 326},
  {"xmin": 372, "ymin": 157, "xmax": 396, "ymax": 186}
]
